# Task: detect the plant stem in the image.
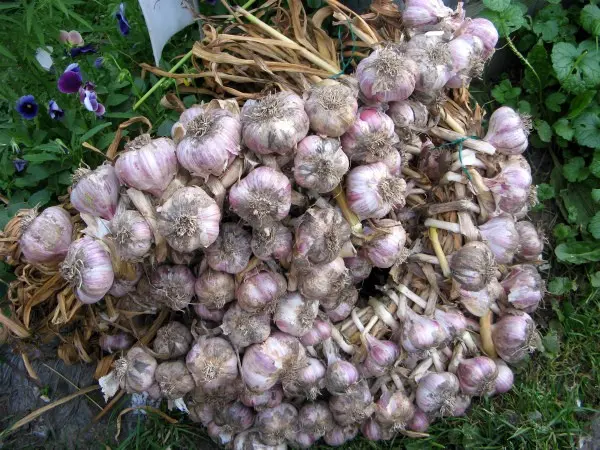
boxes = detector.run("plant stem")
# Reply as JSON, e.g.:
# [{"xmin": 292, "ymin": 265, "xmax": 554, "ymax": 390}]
[
  {"xmin": 480, "ymin": 310, "xmax": 497, "ymax": 358},
  {"xmin": 503, "ymin": 27, "xmax": 543, "ymax": 105},
  {"xmin": 428, "ymin": 227, "xmax": 451, "ymax": 277}
]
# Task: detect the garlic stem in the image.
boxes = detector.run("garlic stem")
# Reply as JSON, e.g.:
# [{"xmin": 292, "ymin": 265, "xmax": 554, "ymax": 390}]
[
  {"xmin": 370, "ymin": 375, "xmax": 392, "ymax": 394},
  {"xmin": 438, "ymin": 109, "xmax": 466, "ymax": 135},
  {"xmin": 331, "ymin": 326, "xmax": 355, "ymax": 355},
  {"xmin": 364, "ymin": 315, "xmax": 379, "ymax": 335},
  {"xmin": 431, "ymin": 350, "xmax": 444, "ymax": 372},
  {"xmin": 390, "ymin": 372, "xmax": 405, "ymax": 392},
  {"xmin": 480, "ymin": 311, "xmax": 497, "ymax": 358},
  {"xmin": 395, "ymin": 284, "xmax": 427, "ymax": 309},
  {"xmin": 368, "ymin": 298, "xmax": 400, "ymax": 332},
  {"xmin": 339, "ymin": 240, "xmax": 357, "ymax": 258},
  {"xmin": 461, "ymin": 331, "xmax": 478, "ymax": 354},
  {"xmin": 410, "ymin": 357, "xmax": 432, "ymax": 382},
  {"xmin": 450, "ymin": 156, "xmax": 485, "ymax": 172},
  {"xmin": 351, "ymin": 309, "xmax": 365, "ymax": 333},
  {"xmin": 424, "ymin": 219, "xmax": 461, "ymax": 234},
  {"xmin": 427, "ymin": 227, "xmax": 451, "ymax": 277},
  {"xmin": 430, "ymin": 126, "xmax": 496, "ymax": 155},
  {"xmin": 447, "ymin": 343, "xmax": 464, "ymax": 374},
  {"xmin": 427, "ymin": 200, "xmax": 480, "ymax": 215},
  {"xmin": 332, "ymin": 184, "xmax": 363, "ymax": 234},
  {"xmin": 408, "ymin": 253, "xmax": 440, "ymax": 265}
]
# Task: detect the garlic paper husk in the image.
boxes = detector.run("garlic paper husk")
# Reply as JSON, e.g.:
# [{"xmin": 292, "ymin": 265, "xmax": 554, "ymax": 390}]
[
  {"xmin": 294, "ymin": 207, "xmax": 351, "ymax": 266},
  {"xmin": 205, "ymin": 222, "xmax": 252, "ymax": 274},
  {"xmin": 194, "ymin": 303, "xmax": 226, "ymax": 322},
  {"xmin": 214, "ymin": 400, "xmax": 255, "ymax": 434},
  {"xmin": 361, "ymin": 417, "xmax": 393, "ymax": 441},
  {"xmin": 492, "ymin": 312, "xmax": 539, "ymax": 364},
  {"xmin": 450, "ymin": 241, "xmax": 497, "ymax": 291},
  {"xmin": 194, "ymin": 268, "xmax": 236, "ymax": 310},
  {"xmin": 456, "ymin": 17, "xmax": 499, "ymax": 59},
  {"xmin": 70, "ymin": 164, "xmax": 120, "ymax": 220},
  {"xmin": 346, "ymin": 162, "xmax": 407, "ymax": 220},
  {"xmin": 172, "ymin": 106, "xmax": 204, "ymax": 143},
  {"xmin": 155, "ymin": 360, "xmax": 195, "ymax": 400},
  {"xmin": 274, "ymin": 292, "xmax": 319, "ymax": 337},
  {"xmin": 459, "ymin": 278, "xmax": 503, "ymax": 317},
  {"xmin": 186, "ymin": 336, "xmax": 239, "ymax": 389},
  {"xmin": 343, "ymin": 256, "xmax": 373, "ymax": 283},
  {"xmin": 479, "ymin": 214, "xmax": 519, "ymax": 264},
  {"xmin": 233, "ymin": 430, "xmax": 287, "ymax": 450},
  {"xmin": 192, "ymin": 378, "xmax": 245, "ymax": 410},
  {"xmin": 445, "ymin": 35, "xmax": 485, "ymax": 88},
  {"xmin": 297, "ymin": 401, "xmax": 334, "ymax": 439},
  {"xmin": 294, "ymin": 136, "xmax": 349, "ymax": 193},
  {"xmin": 153, "ymin": 321, "xmax": 193, "ymax": 359},
  {"xmin": 515, "ymin": 221, "xmax": 544, "ymax": 261},
  {"xmin": 324, "ymin": 424, "xmax": 358, "ymax": 446},
  {"xmin": 493, "ymin": 359, "xmax": 515, "ymax": 394},
  {"xmin": 115, "ymin": 135, "xmax": 178, "ymax": 197},
  {"xmin": 20, "ymin": 206, "xmax": 73, "ymax": 264},
  {"xmin": 434, "ymin": 307, "xmax": 467, "ymax": 339},
  {"xmin": 362, "ymin": 219, "xmax": 407, "ymax": 269},
  {"xmin": 300, "ymin": 319, "xmax": 332, "ymax": 346},
  {"xmin": 241, "ymin": 91, "xmax": 309, "ymax": 155},
  {"xmin": 251, "ymin": 222, "xmax": 293, "ymax": 263},
  {"xmin": 484, "ymin": 157, "xmax": 532, "ymax": 215},
  {"xmin": 418, "ymin": 143, "xmax": 453, "ymax": 182},
  {"xmin": 483, "ymin": 106, "xmax": 530, "ymax": 155},
  {"xmin": 240, "ymin": 385, "xmax": 284, "ymax": 411},
  {"xmin": 229, "ymin": 166, "xmax": 292, "ymax": 228},
  {"xmin": 188, "ymin": 400, "xmax": 215, "ymax": 426},
  {"xmin": 237, "ymin": 269, "xmax": 287, "ymax": 313},
  {"xmin": 355, "ymin": 46, "xmax": 418, "ymax": 102},
  {"xmin": 148, "ymin": 264, "xmax": 196, "ymax": 311},
  {"xmin": 326, "ymin": 359, "xmax": 360, "ymax": 395},
  {"xmin": 374, "ymin": 386, "xmax": 415, "ymax": 431},
  {"xmin": 324, "ymin": 287, "xmax": 358, "ymax": 322},
  {"xmin": 157, "ymin": 186, "xmax": 221, "ymax": 252},
  {"xmin": 99, "ymin": 332, "xmax": 134, "ymax": 353},
  {"xmin": 415, "ymin": 371, "xmax": 462, "ymax": 417},
  {"xmin": 387, "ymin": 99, "xmax": 430, "ymax": 131},
  {"xmin": 361, "ymin": 334, "xmax": 400, "ymax": 377},
  {"xmin": 176, "ymin": 108, "xmax": 240, "ymax": 178},
  {"xmin": 207, "ymin": 422, "xmax": 235, "ymax": 446},
  {"xmin": 298, "ymin": 257, "xmax": 352, "ymax": 301},
  {"xmin": 341, "ymin": 107, "xmax": 400, "ymax": 166},
  {"xmin": 110, "ymin": 210, "xmax": 153, "ymax": 261},
  {"xmin": 501, "ymin": 264, "xmax": 544, "ymax": 312},
  {"xmin": 407, "ymin": 408, "xmax": 430, "ymax": 432},
  {"xmin": 405, "ymin": 33, "xmax": 453, "ymax": 93},
  {"xmin": 457, "ymin": 356, "xmax": 498, "ymax": 396},
  {"xmin": 284, "ymin": 357, "xmax": 326, "ymax": 400},
  {"xmin": 329, "ymin": 380, "xmax": 374, "ymax": 426},
  {"xmin": 221, "ymin": 302, "xmax": 272, "ymax": 348},
  {"xmin": 109, "ymin": 262, "xmax": 143, "ymax": 297},
  {"xmin": 400, "ymin": 308, "xmax": 447, "ymax": 353},
  {"xmin": 304, "ymin": 78, "xmax": 359, "ymax": 137},
  {"xmin": 60, "ymin": 236, "xmax": 114, "ymax": 304},
  {"xmin": 402, "ymin": 0, "xmax": 454, "ymax": 30},
  {"xmin": 115, "ymin": 347, "xmax": 157, "ymax": 393},
  {"xmin": 256, "ymin": 403, "xmax": 298, "ymax": 446}
]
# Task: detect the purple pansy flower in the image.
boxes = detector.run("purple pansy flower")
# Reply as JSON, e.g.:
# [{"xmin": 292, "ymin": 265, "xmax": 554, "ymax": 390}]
[
  {"xmin": 94, "ymin": 57, "xmax": 104, "ymax": 69},
  {"xmin": 70, "ymin": 44, "xmax": 97, "ymax": 58},
  {"xmin": 78, "ymin": 82, "xmax": 106, "ymax": 117},
  {"xmin": 13, "ymin": 158, "xmax": 27, "ymax": 172},
  {"xmin": 115, "ymin": 3, "xmax": 130, "ymax": 36},
  {"xmin": 48, "ymin": 100, "xmax": 64, "ymax": 120},
  {"xmin": 95, "ymin": 103, "xmax": 106, "ymax": 117},
  {"xmin": 205, "ymin": 0, "xmax": 217, "ymax": 4},
  {"xmin": 16, "ymin": 95, "xmax": 38, "ymax": 120},
  {"xmin": 58, "ymin": 63, "xmax": 83, "ymax": 94}
]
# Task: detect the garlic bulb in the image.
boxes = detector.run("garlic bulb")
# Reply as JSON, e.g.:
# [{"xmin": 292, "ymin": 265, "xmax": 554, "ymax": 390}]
[
  {"xmin": 355, "ymin": 46, "xmax": 418, "ymax": 102},
  {"xmin": 176, "ymin": 109, "xmax": 241, "ymax": 177},
  {"xmin": 492, "ymin": 312, "xmax": 539, "ymax": 364},
  {"xmin": 60, "ymin": 236, "xmax": 114, "ymax": 304},
  {"xmin": 110, "ymin": 210, "xmax": 153, "ymax": 261},
  {"xmin": 148, "ymin": 264, "xmax": 196, "ymax": 310},
  {"xmin": 256, "ymin": 403, "xmax": 298, "ymax": 446},
  {"xmin": 192, "ymin": 378, "xmax": 244, "ymax": 410},
  {"xmin": 298, "ymin": 257, "xmax": 351, "ymax": 301},
  {"xmin": 324, "ymin": 350, "xmax": 360, "ymax": 394},
  {"xmin": 325, "ymin": 287, "xmax": 358, "ymax": 322},
  {"xmin": 153, "ymin": 321, "xmax": 193, "ymax": 359},
  {"xmin": 115, "ymin": 347, "xmax": 157, "ymax": 393},
  {"xmin": 459, "ymin": 279, "xmax": 502, "ymax": 317},
  {"xmin": 362, "ymin": 219, "xmax": 407, "ymax": 268},
  {"xmin": 450, "ymin": 241, "xmax": 496, "ymax": 291},
  {"xmin": 20, "ymin": 206, "xmax": 72, "ymax": 264},
  {"xmin": 157, "ymin": 186, "xmax": 221, "ymax": 252},
  {"xmin": 251, "ymin": 223, "xmax": 293, "ymax": 263},
  {"xmin": 186, "ymin": 337, "xmax": 238, "ymax": 389},
  {"xmin": 304, "ymin": 78, "xmax": 358, "ymax": 137},
  {"xmin": 493, "ymin": 359, "xmax": 515, "ymax": 394},
  {"xmin": 387, "ymin": 99, "xmax": 430, "ymax": 131},
  {"xmin": 229, "ymin": 166, "xmax": 292, "ymax": 228},
  {"xmin": 194, "ymin": 269, "xmax": 236, "ymax": 310},
  {"xmin": 205, "ymin": 223, "xmax": 252, "ymax": 274},
  {"xmin": 457, "ymin": 356, "xmax": 498, "ymax": 396},
  {"xmin": 501, "ymin": 264, "xmax": 544, "ymax": 312},
  {"xmin": 362, "ymin": 334, "xmax": 400, "ymax": 377},
  {"xmin": 484, "ymin": 157, "xmax": 532, "ymax": 215},
  {"xmin": 457, "ymin": 17, "xmax": 499, "ymax": 59},
  {"xmin": 361, "ymin": 417, "xmax": 393, "ymax": 441},
  {"xmin": 194, "ymin": 303, "xmax": 226, "ymax": 322},
  {"xmin": 406, "ymin": 33, "xmax": 453, "ymax": 92},
  {"xmin": 294, "ymin": 136, "xmax": 349, "ymax": 193},
  {"xmin": 274, "ymin": 292, "xmax": 319, "ymax": 337},
  {"xmin": 484, "ymin": 106, "xmax": 530, "ymax": 155},
  {"xmin": 155, "ymin": 360, "xmax": 195, "ymax": 399},
  {"xmin": 416, "ymin": 372, "xmax": 467, "ymax": 417},
  {"xmin": 374, "ymin": 386, "xmax": 415, "ymax": 431},
  {"xmin": 346, "ymin": 162, "xmax": 407, "ymax": 220},
  {"xmin": 341, "ymin": 107, "xmax": 399, "ymax": 165},
  {"xmin": 329, "ymin": 380, "xmax": 374, "ymax": 426},
  {"xmin": 515, "ymin": 221, "xmax": 543, "ymax": 261},
  {"xmin": 300, "ymin": 319, "xmax": 332, "ymax": 347},
  {"xmin": 70, "ymin": 164, "xmax": 120, "ymax": 220},
  {"xmin": 240, "ymin": 385, "xmax": 284, "ymax": 411},
  {"xmin": 479, "ymin": 214, "xmax": 519, "ymax": 264},
  {"xmin": 234, "ymin": 430, "xmax": 287, "ymax": 450},
  {"xmin": 207, "ymin": 422, "xmax": 235, "ymax": 446},
  {"xmin": 402, "ymin": 0, "xmax": 454, "ymax": 29},
  {"xmin": 172, "ymin": 106, "xmax": 204, "ymax": 142},
  {"xmin": 241, "ymin": 92, "xmax": 309, "ymax": 155},
  {"xmin": 297, "ymin": 401, "xmax": 334, "ymax": 439},
  {"xmin": 434, "ymin": 307, "xmax": 467, "ymax": 338},
  {"xmin": 99, "ymin": 333, "xmax": 134, "ymax": 353},
  {"xmin": 284, "ymin": 357, "xmax": 326, "ymax": 400},
  {"xmin": 214, "ymin": 401, "xmax": 255, "ymax": 434},
  {"xmin": 222, "ymin": 302, "xmax": 271, "ymax": 348},
  {"xmin": 115, "ymin": 135, "xmax": 177, "ymax": 197},
  {"xmin": 344, "ymin": 255, "xmax": 373, "ymax": 283},
  {"xmin": 324, "ymin": 424, "xmax": 358, "ymax": 446},
  {"xmin": 237, "ymin": 269, "xmax": 287, "ymax": 313},
  {"xmin": 407, "ymin": 408, "xmax": 430, "ymax": 432},
  {"xmin": 400, "ymin": 308, "xmax": 447, "ymax": 353},
  {"xmin": 446, "ymin": 35, "xmax": 485, "ymax": 88},
  {"xmin": 294, "ymin": 207, "xmax": 351, "ymax": 266}
]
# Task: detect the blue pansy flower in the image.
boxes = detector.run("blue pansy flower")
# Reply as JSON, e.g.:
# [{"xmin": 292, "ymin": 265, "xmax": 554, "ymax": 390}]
[
  {"xmin": 13, "ymin": 158, "xmax": 27, "ymax": 172},
  {"xmin": 115, "ymin": 3, "xmax": 130, "ymax": 36},
  {"xmin": 58, "ymin": 63, "xmax": 83, "ymax": 94},
  {"xmin": 16, "ymin": 95, "xmax": 39, "ymax": 120},
  {"xmin": 48, "ymin": 100, "xmax": 64, "ymax": 120},
  {"xmin": 94, "ymin": 57, "xmax": 104, "ymax": 69},
  {"xmin": 70, "ymin": 44, "xmax": 97, "ymax": 58}
]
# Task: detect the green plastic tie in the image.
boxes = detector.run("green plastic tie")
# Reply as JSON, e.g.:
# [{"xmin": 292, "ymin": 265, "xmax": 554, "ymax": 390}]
[
  {"xmin": 435, "ymin": 136, "xmax": 480, "ymax": 182},
  {"xmin": 330, "ymin": 20, "xmax": 356, "ymax": 79}
]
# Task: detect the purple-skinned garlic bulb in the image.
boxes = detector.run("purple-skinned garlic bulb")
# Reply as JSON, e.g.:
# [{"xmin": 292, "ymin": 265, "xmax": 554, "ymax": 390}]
[
  {"xmin": 446, "ymin": 35, "xmax": 485, "ymax": 88},
  {"xmin": 205, "ymin": 222, "xmax": 252, "ymax": 274},
  {"xmin": 153, "ymin": 321, "xmax": 193, "ymax": 360},
  {"xmin": 450, "ymin": 241, "xmax": 497, "ymax": 291},
  {"xmin": 300, "ymin": 319, "xmax": 332, "ymax": 347},
  {"xmin": 402, "ymin": 0, "xmax": 454, "ymax": 30},
  {"xmin": 344, "ymin": 255, "xmax": 373, "ymax": 283},
  {"xmin": 484, "ymin": 157, "xmax": 532, "ymax": 215},
  {"xmin": 459, "ymin": 279, "xmax": 503, "ymax": 317},
  {"xmin": 255, "ymin": 403, "xmax": 298, "ymax": 446},
  {"xmin": 274, "ymin": 292, "xmax": 319, "ymax": 337},
  {"xmin": 457, "ymin": 17, "xmax": 499, "ymax": 59},
  {"xmin": 329, "ymin": 379, "xmax": 374, "ymax": 426},
  {"xmin": 186, "ymin": 337, "xmax": 238, "ymax": 390},
  {"xmin": 484, "ymin": 106, "xmax": 531, "ymax": 155},
  {"xmin": 294, "ymin": 136, "xmax": 349, "ymax": 193},
  {"xmin": 501, "ymin": 264, "xmax": 544, "ymax": 312},
  {"xmin": 237, "ymin": 268, "xmax": 287, "ymax": 313},
  {"xmin": 110, "ymin": 210, "xmax": 153, "ymax": 261},
  {"xmin": 304, "ymin": 78, "xmax": 359, "ymax": 137},
  {"xmin": 194, "ymin": 269, "xmax": 235, "ymax": 310},
  {"xmin": 416, "ymin": 372, "xmax": 469, "ymax": 417},
  {"xmin": 70, "ymin": 164, "xmax": 120, "ymax": 220},
  {"xmin": 515, "ymin": 221, "xmax": 544, "ymax": 261},
  {"xmin": 221, "ymin": 302, "xmax": 271, "ymax": 348},
  {"xmin": 148, "ymin": 264, "xmax": 195, "ymax": 311},
  {"xmin": 240, "ymin": 385, "xmax": 284, "ymax": 411},
  {"xmin": 361, "ymin": 219, "xmax": 407, "ymax": 268},
  {"xmin": 406, "ymin": 33, "xmax": 453, "ymax": 93},
  {"xmin": 251, "ymin": 222, "xmax": 293, "ymax": 263},
  {"xmin": 298, "ymin": 257, "xmax": 351, "ymax": 301},
  {"xmin": 374, "ymin": 385, "xmax": 415, "ymax": 431},
  {"xmin": 492, "ymin": 312, "xmax": 539, "ymax": 364},
  {"xmin": 479, "ymin": 214, "xmax": 519, "ymax": 264},
  {"xmin": 20, "ymin": 206, "xmax": 72, "ymax": 264},
  {"xmin": 457, "ymin": 356, "xmax": 498, "ymax": 396},
  {"xmin": 361, "ymin": 334, "xmax": 400, "ymax": 377},
  {"xmin": 325, "ymin": 287, "xmax": 359, "ymax": 322},
  {"xmin": 400, "ymin": 308, "xmax": 447, "ymax": 353}
]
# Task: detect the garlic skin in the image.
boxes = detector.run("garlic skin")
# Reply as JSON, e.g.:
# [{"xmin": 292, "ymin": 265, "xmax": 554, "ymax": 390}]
[
  {"xmin": 479, "ymin": 214, "xmax": 519, "ymax": 264},
  {"xmin": 416, "ymin": 372, "xmax": 462, "ymax": 416},
  {"xmin": 450, "ymin": 241, "xmax": 496, "ymax": 291},
  {"xmin": 194, "ymin": 269, "xmax": 236, "ymax": 310},
  {"xmin": 294, "ymin": 207, "xmax": 351, "ymax": 266},
  {"xmin": 362, "ymin": 219, "xmax": 407, "ymax": 268},
  {"xmin": 344, "ymin": 256, "xmax": 373, "ymax": 283},
  {"xmin": 298, "ymin": 257, "xmax": 351, "ymax": 301},
  {"xmin": 387, "ymin": 99, "xmax": 430, "ymax": 131},
  {"xmin": 324, "ymin": 424, "xmax": 358, "ymax": 446},
  {"xmin": 186, "ymin": 337, "xmax": 238, "ymax": 389},
  {"xmin": 20, "ymin": 206, "xmax": 72, "ymax": 264},
  {"xmin": 501, "ymin": 264, "xmax": 544, "ymax": 312},
  {"xmin": 374, "ymin": 387, "xmax": 415, "ymax": 430},
  {"xmin": 115, "ymin": 347, "xmax": 157, "ymax": 393},
  {"xmin": 407, "ymin": 408, "xmax": 430, "ymax": 432},
  {"xmin": 297, "ymin": 401, "xmax": 334, "ymax": 439},
  {"xmin": 457, "ymin": 17, "xmax": 499, "ymax": 59},
  {"xmin": 329, "ymin": 380, "xmax": 374, "ymax": 426},
  {"xmin": 285, "ymin": 357, "xmax": 326, "ymax": 400},
  {"xmin": 346, "ymin": 162, "xmax": 407, "ymax": 220},
  {"xmin": 240, "ymin": 385, "xmax": 284, "ymax": 411},
  {"xmin": 274, "ymin": 292, "xmax": 319, "ymax": 337},
  {"xmin": 324, "ymin": 287, "xmax": 358, "ymax": 322},
  {"xmin": 155, "ymin": 360, "xmax": 195, "ymax": 400},
  {"xmin": 70, "ymin": 164, "xmax": 120, "ymax": 220},
  {"xmin": 362, "ymin": 335, "xmax": 400, "ymax": 377},
  {"xmin": 457, "ymin": 356, "xmax": 498, "ymax": 396},
  {"xmin": 176, "ymin": 109, "xmax": 241, "ymax": 178},
  {"xmin": 115, "ymin": 135, "xmax": 178, "ymax": 197},
  {"xmin": 484, "ymin": 106, "xmax": 530, "ymax": 155},
  {"xmin": 400, "ymin": 309, "xmax": 447, "ymax": 353},
  {"xmin": 493, "ymin": 359, "xmax": 514, "ymax": 394},
  {"xmin": 459, "ymin": 280, "xmax": 502, "ymax": 317},
  {"xmin": 515, "ymin": 221, "xmax": 543, "ymax": 261},
  {"xmin": 194, "ymin": 303, "xmax": 226, "ymax": 322},
  {"xmin": 157, "ymin": 186, "xmax": 221, "ymax": 252},
  {"xmin": 300, "ymin": 319, "xmax": 332, "ymax": 347},
  {"xmin": 251, "ymin": 223, "xmax": 293, "ymax": 263},
  {"xmin": 294, "ymin": 136, "xmax": 349, "ymax": 193},
  {"xmin": 60, "ymin": 236, "xmax": 114, "ymax": 304},
  {"xmin": 149, "ymin": 264, "xmax": 196, "ymax": 310},
  {"xmin": 256, "ymin": 403, "xmax": 298, "ymax": 446},
  {"xmin": 229, "ymin": 166, "xmax": 292, "ymax": 228},
  {"xmin": 402, "ymin": 0, "xmax": 454, "ymax": 29},
  {"xmin": 99, "ymin": 333, "xmax": 134, "ymax": 353},
  {"xmin": 205, "ymin": 223, "xmax": 252, "ymax": 274},
  {"xmin": 341, "ymin": 107, "xmax": 399, "ymax": 165},
  {"xmin": 222, "ymin": 302, "xmax": 271, "ymax": 348},
  {"xmin": 234, "ymin": 430, "xmax": 287, "ymax": 450},
  {"xmin": 492, "ymin": 312, "xmax": 538, "ymax": 364},
  {"xmin": 446, "ymin": 35, "xmax": 485, "ymax": 88},
  {"xmin": 153, "ymin": 321, "xmax": 193, "ymax": 359},
  {"xmin": 355, "ymin": 47, "xmax": 418, "ymax": 102},
  {"xmin": 237, "ymin": 269, "xmax": 287, "ymax": 313},
  {"xmin": 214, "ymin": 401, "xmax": 255, "ymax": 433},
  {"xmin": 110, "ymin": 210, "xmax": 153, "ymax": 261},
  {"xmin": 304, "ymin": 78, "xmax": 358, "ymax": 137},
  {"xmin": 406, "ymin": 33, "xmax": 453, "ymax": 93},
  {"xmin": 241, "ymin": 92, "xmax": 309, "ymax": 155}
]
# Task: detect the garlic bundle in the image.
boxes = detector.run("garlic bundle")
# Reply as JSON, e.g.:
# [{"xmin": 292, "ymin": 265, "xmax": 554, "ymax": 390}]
[
  {"xmin": 176, "ymin": 108, "xmax": 241, "ymax": 178},
  {"xmin": 229, "ymin": 166, "xmax": 292, "ymax": 228},
  {"xmin": 515, "ymin": 221, "xmax": 544, "ymax": 261},
  {"xmin": 155, "ymin": 360, "xmax": 195, "ymax": 399},
  {"xmin": 157, "ymin": 186, "xmax": 221, "ymax": 252},
  {"xmin": 294, "ymin": 136, "xmax": 349, "ymax": 193},
  {"xmin": 241, "ymin": 92, "xmax": 309, "ymax": 155},
  {"xmin": 110, "ymin": 210, "xmax": 153, "ymax": 261},
  {"xmin": 450, "ymin": 241, "xmax": 496, "ymax": 291},
  {"xmin": 115, "ymin": 135, "xmax": 177, "ymax": 197},
  {"xmin": 186, "ymin": 337, "xmax": 238, "ymax": 389},
  {"xmin": 194, "ymin": 269, "xmax": 236, "ymax": 310},
  {"xmin": 274, "ymin": 292, "xmax": 319, "ymax": 337},
  {"xmin": 205, "ymin": 223, "xmax": 252, "ymax": 274},
  {"xmin": 501, "ymin": 264, "xmax": 544, "ymax": 312},
  {"xmin": 222, "ymin": 303, "xmax": 272, "ymax": 348},
  {"xmin": 237, "ymin": 269, "xmax": 287, "ymax": 313},
  {"xmin": 20, "ymin": 206, "xmax": 72, "ymax": 264},
  {"xmin": 361, "ymin": 219, "xmax": 407, "ymax": 268},
  {"xmin": 70, "ymin": 164, "xmax": 120, "ymax": 220},
  {"xmin": 304, "ymin": 78, "xmax": 359, "ymax": 137},
  {"xmin": 484, "ymin": 106, "xmax": 530, "ymax": 155},
  {"xmin": 251, "ymin": 222, "xmax": 293, "ymax": 264},
  {"xmin": 60, "ymin": 236, "xmax": 114, "ymax": 304},
  {"xmin": 115, "ymin": 347, "xmax": 157, "ymax": 393},
  {"xmin": 153, "ymin": 321, "xmax": 193, "ymax": 359}
]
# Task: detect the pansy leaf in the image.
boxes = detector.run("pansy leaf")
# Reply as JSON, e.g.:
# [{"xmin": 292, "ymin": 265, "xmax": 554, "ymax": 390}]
[
  {"xmin": 547, "ymin": 277, "xmax": 578, "ymax": 295},
  {"xmin": 534, "ymin": 119, "xmax": 553, "ymax": 142},
  {"xmin": 544, "ymin": 92, "xmax": 567, "ymax": 112},
  {"xmin": 79, "ymin": 122, "xmax": 112, "ymax": 143},
  {"xmin": 589, "ymin": 151, "xmax": 600, "ymax": 178},
  {"xmin": 537, "ymin": 183, "xmax": 555, "ymax": 201},
  {"xmin": 483, "ymin": 0, "xmax": 510, "ymax": 12}
]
